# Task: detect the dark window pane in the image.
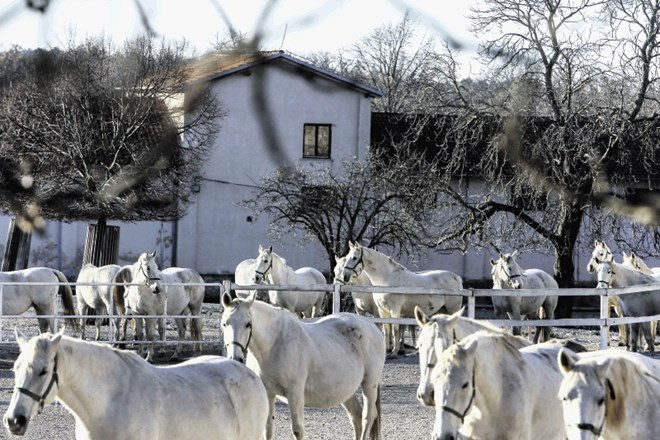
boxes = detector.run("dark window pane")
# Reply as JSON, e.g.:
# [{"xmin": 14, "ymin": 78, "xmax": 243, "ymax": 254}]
[{"xmin": 317, "ymin": 126, "xmax": 330, "ymax": 156}]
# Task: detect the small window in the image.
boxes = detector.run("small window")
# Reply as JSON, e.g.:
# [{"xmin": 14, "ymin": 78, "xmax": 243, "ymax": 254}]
[{"xmin": 303, "ymin": 124, "xmax": 331, "ymax": 158}]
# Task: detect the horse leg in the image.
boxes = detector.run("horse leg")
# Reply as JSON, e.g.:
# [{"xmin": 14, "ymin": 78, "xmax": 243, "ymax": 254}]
[
  {"xmin": 144, "ymin": 317, "xmax": 158, "ymax": 362},
  {"xmin": 509, "ymin": 299, "xmax": 523, "ymax": 337},
  {"xmin": 191, "ymin": 315, "xmax": 203, "ymax": 355},
  {"xmin": 360, "ymin": 382, "xmax": 381, "ymax": 440},
  {"xmin": 77, "ymin": 303, "xmax": 89, "ymax": 339},
  {"xmin": 33, "ymin": 304, "xmax": 54, "ymax": 334},
  {"xmin": 609, "ymin": 297, "xmax": 626, "ymax": 346},
  {"xmin": 377, "ymin": 306, "xmax": 394, "ymax": 355},
  {"xmin": 341, "ymin": 394, "xmax": 363, "ymax": 440},
  {"xmin": 391, "ymin": 308, "xmax": 404, "ymax": 356},
  {"xmin": 93, "ymin": 307, "xmax": 105, "ymax": 341},
  {"xmin": 641, "ymin": 321, "xmax": 654, "ymax": 352},
  {"xmin": 170, "ymin": 317, "xmax": 186, "ymax": 361},
  {"xmin": 265, "ymin": 393, "xmax": 276, "ymax": 440},
  {"xmin": 134, "ymin": 318, "xmax": 146, "ymax": 357},
  {"xmin": 629, "ymin": 323, "xmax": 640, "ymax": 352},
  {"xmin": 285, "ymin": 390, "xmax": 305, "ymax": 440}
]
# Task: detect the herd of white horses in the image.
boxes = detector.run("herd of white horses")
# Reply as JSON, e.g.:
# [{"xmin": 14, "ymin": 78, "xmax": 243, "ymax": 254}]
[{"xmin": 2, "ymin": 240, "xmax": 660, "ymax": 439}]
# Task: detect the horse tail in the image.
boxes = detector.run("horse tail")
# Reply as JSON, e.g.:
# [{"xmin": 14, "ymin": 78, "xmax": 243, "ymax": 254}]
[
  {"xmin": 369, "ymin": 385, "xmax": 381, "ymax": 440},
  {"xmin": 52, "ymin": 270, "xmax": 81, "ymax": 333},
  {"xmin": 112, "ymin": 267, "xmax": 132, "ymax": 316}
]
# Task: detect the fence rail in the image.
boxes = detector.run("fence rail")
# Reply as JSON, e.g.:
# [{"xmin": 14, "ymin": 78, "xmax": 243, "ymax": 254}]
[{"xmin": 0, "ymin": 280, "xmax": 658, "ymax": 351}]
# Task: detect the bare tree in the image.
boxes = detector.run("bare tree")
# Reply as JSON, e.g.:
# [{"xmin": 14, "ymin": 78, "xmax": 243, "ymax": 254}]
[
  {"xmin": 348, "ymin": 13, "xmax": 447, "ymax": 113},
  {"xmin": 416, "ymin": 0, "xmax": 660, "ymax": 317},
  {"xmin": 0, "ymin": 36, "xmax": 223, "ymax": 264},
  {"xmin": 242, "ymin": 144, "xmax": 445, "ymax": 275}
]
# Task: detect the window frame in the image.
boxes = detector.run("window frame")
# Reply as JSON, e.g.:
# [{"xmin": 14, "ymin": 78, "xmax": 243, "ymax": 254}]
[{"xmin": 302, "ymin": 123, "xmax": 332, "ymax": 159}]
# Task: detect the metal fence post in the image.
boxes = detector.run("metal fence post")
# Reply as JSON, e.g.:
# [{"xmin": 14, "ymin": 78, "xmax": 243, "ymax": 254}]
[
  {"xmin": 467, "ymin": 290, "xmax": 476, "ymax": 319},
  {"xmin": 0, "ymin": 285, "xmax": 3, "ymax": 342},
  {"xmin": 599, "ymin": 290, "xmax": 610, "ymax": 350},
  {"xmin": 333, "ymin": 284, "xmax": 341, "ymax": 314}
]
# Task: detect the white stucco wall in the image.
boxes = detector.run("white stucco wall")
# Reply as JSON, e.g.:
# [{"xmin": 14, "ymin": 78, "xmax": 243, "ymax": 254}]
[{"xmin": 176, "ymin": 59, "xmax": 374, "ymax": 276}]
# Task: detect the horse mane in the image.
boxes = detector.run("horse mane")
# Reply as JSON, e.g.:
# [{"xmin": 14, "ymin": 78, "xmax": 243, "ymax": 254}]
[
  {"xmin": 612, "ymin": 260, "xmax": 658, "ymax": 284},
  {"xmin": 603, "ymin": 357, "xmax": 633, "ymax": 430},
  {"xmin": 59, "ymin": 334, "xmax": 146, "ymax": 370},
  {"xmin": 462, "ymin": 331, "xmax": 524, "ymax": 364}
]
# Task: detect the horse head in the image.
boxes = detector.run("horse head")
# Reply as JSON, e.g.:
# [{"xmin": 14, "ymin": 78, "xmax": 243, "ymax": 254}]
[
  {"xmin": 221, "ymin": 290, "xmax": 256, "ymax": 364},
  {"xmin": 596, "ymin": 260, "xmax": 616, "ymax": 289},
  {"xmin": 432, "ymin": 335, "xmax": 478, "ymax": 440},
  {"xmin": 491, "ymin": 252, "xmax": 523, "ymax": 289},
  {"xmin": 557, "ymin": 348, "xmax": 616, "ymax": 440},
  {"xmin": 587, "ymin": 241, "xmax": 613, "ymax": 273},
  {"xmin": 3, "ymin": 329, "xmax": 63, "ymax": 436},
  {"xmin": 338, "ymin": 242, "xmax": 364, "ymax": 284},
  {"xmin": 415, "ymin": 307, "xmax": 464, "ymax": 407},
  {"xmin": 253, "ymin": 245, "xmax": 274, "ymax": 284},
  {"xmin": 133, "ymin": 251, "xmax": 162, "ymax": 294}
]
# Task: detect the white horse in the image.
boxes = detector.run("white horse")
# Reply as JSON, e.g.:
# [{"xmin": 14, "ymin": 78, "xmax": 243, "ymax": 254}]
[
  {"xmin": 337, "ymin": 241, "xmax": 463, "ymax": 356},
  {"xmin": 586, "ymin": 240, "xmax": 614, "ymax": 274},
  {"xmin": 490, "ymin": 251, "xmax": 558, "ymax": 343},
  {"xmin": 334, "ymin": 255, "xmax": 417, "ymax": 350},
  {"xmin": 253, "ymin": 245, "xmax": 326, "ymax": 318},
  {"xmin": 596, "ymin": 259, "xmax": 660, "ymax": 352},
  {"xmin": 622, "ymin": 251, "xmax": 660, "ymax": 278},
  {"xmin": 234, "ymin": 258, "xmax": 269, "ymax": 301},
  {"xmin": 333, "ymin": 255, "xmax": 379, "ymax": 317},
  {"xmin": 221, "ymin": 290, "xmax": 385, "ymax": 440},
  {"xmin": 117, "ymin": 251, "xmax": 205, "ymax": 362},
  {"xmin": 431, "ymin": 331, "xmax": 567, "ymax": 440},
  {"xmin": 414, "ymin": 307, "xmax": 531, "ymax": 407},
  {"xmin": 0, "ymin": 267, "xmax": 78, "ymax": 334},
  {"xmin": 587, "ymin": 241, "xmax": 634, "ymax": 346},
  {"xmin": 3, "ymin": 329, "xmax": 268, "ymax": 440},
  {"xmin": 558, "ymin": 347, "xmax": 660, "ymax": 440},
  {"xmin": 75, "ymin": 263, "xmax": 127, "ymax": 342}
]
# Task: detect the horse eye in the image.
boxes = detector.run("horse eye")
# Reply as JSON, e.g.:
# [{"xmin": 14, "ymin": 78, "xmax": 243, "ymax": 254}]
[
  {"xmin": 246, "ymin": 323, "xmax": 252, "ymax": 329},
  {"xmin": 462, "ymin": 382, "xmax": 468, "ymax": 389},
  {"xmin": 38, "ymin": 368, "xmax": 47, "ymax": 377},
  {"xmin": 598, "ymin": 397, "xmax": 605, "ymax": 405}
]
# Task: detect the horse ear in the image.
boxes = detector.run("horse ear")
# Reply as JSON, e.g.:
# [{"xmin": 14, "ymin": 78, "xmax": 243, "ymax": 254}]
[
  {"xmin": 414, "ymin": 306, "xmax": 430, "ymax": 327},
  {"xmin": 51, "ymin": 327, "xmax": 65, "ymax": 344},
  {"xmin": 490, "ymin": 258, "xmax": 497, "ymax": 266},
  {"xmin": 557, "ymin": 348, "xmax": 579, "ymax": 375},
  {"xmin": 258, "ymin": 244, "xmax": 263, "ymax": 252},
  {"xmin": 268, "ymin": 245, "xmax": 273, "ymax": 253},
  {"xmin": 149, "ymin": 250, "xmax": 157, "ymax": 258},
  {"xmin": 14, "ymin": 329, "xmax": 30, "ymax": 348},
  {"xmin": 222, "ymin": 290, "xmax": 235, "ymax": 308},
  {"xmin": 245, "ymin": 290, "xmax": 257, "ymax": 304},
  {"xmin": 462, "ymin": 336, "xmax": 479, "ymax": 356}
]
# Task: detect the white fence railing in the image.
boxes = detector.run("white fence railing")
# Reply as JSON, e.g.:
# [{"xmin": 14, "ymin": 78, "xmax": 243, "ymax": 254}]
[
  {"xmin": 223, "ymin": 280, "xmax": 660, "ymax": 351},
  {"xmin": 0, "ymin": 280, "xmax": 659, "ymax": 351}
]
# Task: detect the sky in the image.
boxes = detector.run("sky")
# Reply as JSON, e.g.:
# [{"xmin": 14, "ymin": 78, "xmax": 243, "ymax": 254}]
[{"xmin": 0, "ymin": 0, "xmax": 480, "ymax": 59}]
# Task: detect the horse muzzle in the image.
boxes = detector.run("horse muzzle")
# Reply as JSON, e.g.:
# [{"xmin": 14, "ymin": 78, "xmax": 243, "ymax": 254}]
[
  {"xmin": 3, "ymin": 413, "xmax": 29, "ymax": 436},
  {"xmin": 417, "ymin": 387, "xmax": 435, "ymax": 407}
]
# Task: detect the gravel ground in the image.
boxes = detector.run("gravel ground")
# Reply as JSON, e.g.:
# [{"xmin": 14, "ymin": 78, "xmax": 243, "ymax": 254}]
[{"xmin": 0, "ymin": 305, "xmax": 658, "ymax": 440}]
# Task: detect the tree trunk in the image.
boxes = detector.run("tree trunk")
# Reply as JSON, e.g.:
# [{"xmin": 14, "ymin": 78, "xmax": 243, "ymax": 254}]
[
  {"xmin": 1, "ymin": 218, "xmax": 32, "ymax": 271},
  {"xmin": 553, "ymin": 204, "xmax": 584, "ymax": 318},
  {"xmin": 81, "ymin": 217, "xmax": 120, "ymax": 266}
]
